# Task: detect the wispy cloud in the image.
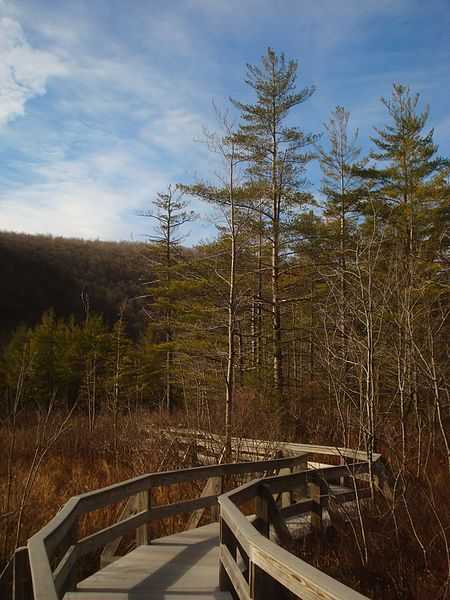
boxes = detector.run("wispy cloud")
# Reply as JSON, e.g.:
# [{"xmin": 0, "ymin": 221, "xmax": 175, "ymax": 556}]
[
  {"xmin": 0, "ymin": 16, "xmax": 68, "ymax": 125},
  {"xmin": 0, "ymin": 0, "xmax": 447, "ymax": 243},
  {"xmin": 0, "ymin": 148, "xmax": 170, "ymax": 239}
]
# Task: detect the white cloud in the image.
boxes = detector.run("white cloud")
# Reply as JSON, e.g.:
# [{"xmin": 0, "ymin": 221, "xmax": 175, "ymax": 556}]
[
  {"xmin": 0, "ymin": 148, "xmax": 171, "ymax": 240},
  {"xmin": 139, "ymin": 108, "xmax": 208, "ymax": 157},
  {"xmin": 0, "ymin": 16, "xmax": 68, "ymax": 125}
]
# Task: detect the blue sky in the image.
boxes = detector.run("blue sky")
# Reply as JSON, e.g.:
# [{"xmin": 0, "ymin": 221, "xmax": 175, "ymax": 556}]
[{"xmin": 0, "ymin": 0, "xmax": 448, "ymax": 244}]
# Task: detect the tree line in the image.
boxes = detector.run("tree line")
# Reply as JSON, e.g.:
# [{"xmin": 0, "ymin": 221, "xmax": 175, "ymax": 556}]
[{"xmin": 2, "ymin": 49, "xmax": 449, "ymax": 467}]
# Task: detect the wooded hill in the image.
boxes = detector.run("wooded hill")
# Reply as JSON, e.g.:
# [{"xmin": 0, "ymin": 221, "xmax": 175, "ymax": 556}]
[{"xmin": 0, "ymin": 231, "xmax": 149, "ymax": 340}]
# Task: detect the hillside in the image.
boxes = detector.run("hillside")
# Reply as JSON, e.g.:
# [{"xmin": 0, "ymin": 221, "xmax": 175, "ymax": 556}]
[{"xmin": 0, "ymin": 231, "xmax": 150, "ymax": 339}]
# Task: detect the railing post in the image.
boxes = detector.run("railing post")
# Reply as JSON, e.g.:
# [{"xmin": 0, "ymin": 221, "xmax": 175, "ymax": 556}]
[
  {"xmin": 210, "ymin": 475, "xmax": 223, "ymax": 521},
  {"xmin": 290, "ymin": 453, "xmax": 308, "ymax": 503},
  {"xmin": 250, "ymin": 561, "xmax": 284, "ymax": 599},
  {"xmin": 250, "ymin": 561, "xmax": 261, "ymax": 599},
  {"xmin": 12, "ymin": 547, "xmax": 31, "ymax": 600},
  {"xmin": 308, "ymin": 474, "xmax": 322, "ymax": 533},
  {"xmin": 339, "ymin": 455, "xmax": 345, "ymax": 488},
  {"xmin": 219, "ymin": 516, "xmax": 235, "ymax": 592},
  {"xmin": 255, "ymin": 485, "xmax": 270, "ymax": 538},
  {"xmin": 135, "ymin": 489, "xmax": 151, "ymax": 546}
]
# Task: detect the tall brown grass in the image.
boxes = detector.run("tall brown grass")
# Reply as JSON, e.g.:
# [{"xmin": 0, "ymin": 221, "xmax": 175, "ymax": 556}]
[
  {"xmin": 0, "ymin": 409, "xmax": 199, "ymax": 569},
  {"xmin": 1, "ymin": 400, "xmax": 449, "ymax": 599}
]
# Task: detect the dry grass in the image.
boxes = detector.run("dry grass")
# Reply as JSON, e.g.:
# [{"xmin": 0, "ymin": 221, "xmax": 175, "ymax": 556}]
[
  {"xmin": 0, "ymin": 409, "xmax": 200, "ymax": 569},
  {"xmin": 1, "ymin": 401, "xmax": 449, "ymax": 599}
]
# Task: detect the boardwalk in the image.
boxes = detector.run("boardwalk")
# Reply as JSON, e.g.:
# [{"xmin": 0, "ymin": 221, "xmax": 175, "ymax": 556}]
[
  {"xmin": 4, "ymin": 432, "xmax": 391, "ymax": 600},
  {"xmin": 65, "ymin": 523, "xmax": 230, "ymax": 600}
]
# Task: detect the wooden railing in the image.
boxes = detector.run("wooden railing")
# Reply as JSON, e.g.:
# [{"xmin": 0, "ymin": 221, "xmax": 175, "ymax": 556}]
[
  {"xmin": 3, "ymin": 432, "xmax": 389, "ymax": 600},
  {"xmin": 25, "ymin": 452, "xmax": 309, "ymax": 600},
  {"xmin": 218, "ymin": 460, "xmax": 373, "ymax": 600}
]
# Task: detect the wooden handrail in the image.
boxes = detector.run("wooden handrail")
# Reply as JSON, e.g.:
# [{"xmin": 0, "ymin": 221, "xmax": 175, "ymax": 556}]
[
  {"xmin": 218, "ymin": 465, "xmax": 371, "ymax": 600},
  {"xmin": 21, "ymin": 433, "xmax": 385, "ymax": 600},
  {"xmin": 163, "ymin": 428, "xmax": 382, "ymax": 462},
  {"xmin": 27, "ymin": 452, "xmax": 309, "ymax": 600}
]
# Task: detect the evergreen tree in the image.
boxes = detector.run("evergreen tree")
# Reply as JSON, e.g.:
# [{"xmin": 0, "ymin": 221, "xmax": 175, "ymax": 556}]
[
  {"xmin": 181, "ymin": 114, "xmax": 253, "ymax": 455},
  {"xmin": 231, "ymin": 47, "xmax": 317, "ymax": 404},
  {"xmin": 361, "ymin": 84, "xmax": 449, "ymax": 466},
  {"xmin": 141, "ymin": 186, "xmax": 194, "ymax": 411}
]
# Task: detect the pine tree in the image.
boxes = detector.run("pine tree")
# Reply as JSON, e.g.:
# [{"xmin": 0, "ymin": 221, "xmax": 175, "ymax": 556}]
[
  {"xmin": 362, "ymin": 84, "xmax": 449, "ymax": 466},
  {"xmin": 141, "ymin": 186, "xmax": 194, "ymax": 411},
  {"xmin": 231, "ymin": 47, "xmax": 317, "ymax": 403},
  {"xmin": 181, "ymin": 114, "xmax": 253, "ymax": 456}
]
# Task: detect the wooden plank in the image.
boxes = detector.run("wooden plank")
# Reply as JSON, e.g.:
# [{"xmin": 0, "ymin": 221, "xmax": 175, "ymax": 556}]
[
  {"xmin": 251, "ymin": 542, "xmax": 368, "ymax": 600},
  {"xmin": 187, "ymin": 476, "xmax": 222, "ymax": 530},
  {"xmin": 219, "ymin": 519, "xmax": 236, "ymax": 592},
  {"xmin": 260, "ymin": 485, "xmax": 293, "ymax": 550},
  {"xmin": 219, "ymin": 503, "xmax": 254, "ymax": 556},
  {"xmin": 220, "ymin": 544, "xmax": 250, "ymax": 600},
  {"xmin": 53, "ymin": 545, "xmax": 79, "ymax": 596},
  {"xmin": 73, "ymin": 522, "xmax": 231, "ymax": 600},
  {"xmin": 280, "ymin": 498, "xmax": 314, "ymax": 519},
  {"xmin": 323, "ymin": 486, "xmax": 372, "ymax": 506},
  {"xmin": 100, "ymin": 496, "xmax": 134, "ymax": 568},
  {"xmin": 76, "ymin": 495, "xmax": 218, "ymax": 558},
  {"xmin": 221, "ymin": 489, "xmax": 371, "ymax": 599},
  {"xmin": 27, "ymin": 536, "xmax": 59, "ymax": 600},
  {"xmin": 163, "ymin": 428, "xmax": 381, "ymax": 463},
  {"xmin": 41, "ymin": 497, "xmax": 79, "ymax": 558},
  {"xmin": 254, "ymin": 487, "xmax": 269, "ymax": 538},
  {"xmin": 27, "ymin": 430, "xmax": 377, "ymax": 600},
  {"xmin": 263, "ymin": 462, "xmax": 368, "ymax": 495},
  {"xmin": 76, "ymin": 454, "xmax": 308, "ymax": 515},
  {"xmin": 135, "ymin": 490, "xmax": 150, "ymax": 546},
  {"xmin": 308, "ymin": 479, "xmax": 322, "ymax": 533}
]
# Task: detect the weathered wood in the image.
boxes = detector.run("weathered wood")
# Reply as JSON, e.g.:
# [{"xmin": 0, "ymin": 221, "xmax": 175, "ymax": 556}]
[
  {"xmin": 219, "ymin": 519, "xmax": 236, "ymax": 593},
  {"xmin": 280, "ymin": 498, "xmax": 314, "ymax": 519},
  {"xmin": 250, "ymin": 561, "xmax": 284, "ymax": 600},
  {"xmin": 76, "ymin": 494, "xmax": 218, "ymax": 558},
  {"xmin": 323, "ymin": 485, "xmax": 371, "ymax": 506},
  {"xmin": 42, "ymin": 497, "xmax": 79, "ymax": 557},
  {"xmin": 28, "ymin": 536, "xmax": 59, "ymax": 600},
  {"xmin": 71, "ymin": 523, "xmax": 231, "ymax": 600},
  {"xmin": 308, "ymin": 478, "xmax": 322, "ymax": 533},
  {"xmin": 254, "ymin": 487, "xmax": 269, "ymax": 538},
  {"xmin": 26, "ymin": 432, "xmax": 379, "ymax": 600},
  {"xmin": 164, "ymin": 428, "xmax": 381, "ymax": 463},
  {"xmin": 263, "ymin": 461, "xmax": 368, "ymax": 495},
  {"xmin": 260, "ymin": 484, "xmax": 293, "ymax": 550},
  {"xmin": 76, "ymin": 454, "xmax": 308, "ymax": 515},
  {"xmin": 135, "ymin": 490, "xmax": 151, "ymax": 546},
  {"xmin": 219, "ymin": 502, "xmax": 254, "ymax": 556},
  {"xmin": 100, "ymin": 496, "xmax": 134, "ymax": 568},
  {"xmin": 250, "ymin": 542, "xmax": 368, "ymax": 600},
  {"xmin": 220, "ymin": 544, "xmax": 251, "ymax": 600},
  {"xmin": 187, "ymin": 476, "xmax": 222, "ymax": 529},
  {"xmin": 53, "ymin": 545, "xmax": 78, "ymax": 596},
  {"xmin": 219, "ymin": 471, "xmax": 371, "ymax": 599}
]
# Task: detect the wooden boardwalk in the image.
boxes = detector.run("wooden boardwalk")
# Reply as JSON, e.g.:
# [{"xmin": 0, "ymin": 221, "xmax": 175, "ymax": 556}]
[
  {"xmin": 65, "ymin": 523, "xmax": 230, "ymax": 600},
  {"xmin": 3, "ymin": 431, "xmax": 391, "ymax": 600}
]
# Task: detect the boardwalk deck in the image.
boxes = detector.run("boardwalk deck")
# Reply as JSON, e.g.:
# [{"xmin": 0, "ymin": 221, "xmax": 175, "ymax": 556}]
[
  {"xmin": 15, "ymin": 433, "xmax": 385, "ymax": 600},
  {"xmin": 65, "ymin": 522, "xmax": 231, "ymax": 600}
]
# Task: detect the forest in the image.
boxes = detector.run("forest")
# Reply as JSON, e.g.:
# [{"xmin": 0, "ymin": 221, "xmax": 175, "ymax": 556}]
[{"xmin": 1, "ymin": 49, "xmax": 449, "ymax": 599}]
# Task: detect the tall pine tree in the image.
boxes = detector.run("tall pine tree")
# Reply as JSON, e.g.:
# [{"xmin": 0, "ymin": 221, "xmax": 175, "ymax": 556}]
[{"xmin": 231, "ymin": 48, "xmax": 317, "ymax": 405}]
